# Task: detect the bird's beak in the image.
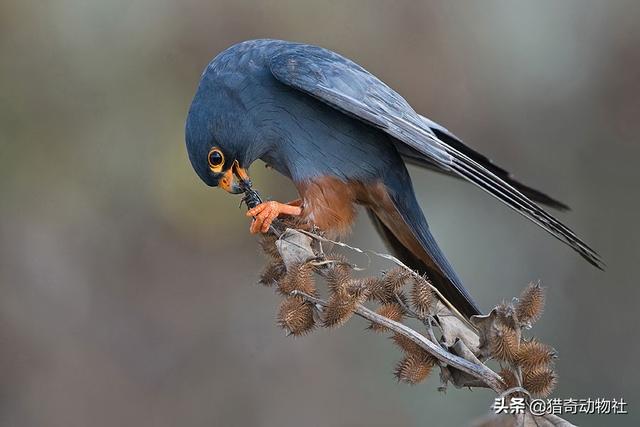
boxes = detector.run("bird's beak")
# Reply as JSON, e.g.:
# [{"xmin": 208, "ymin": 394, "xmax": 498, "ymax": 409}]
[{"xmin": 219, "ymin": 160, "xmax": 252, "ymax": 194}]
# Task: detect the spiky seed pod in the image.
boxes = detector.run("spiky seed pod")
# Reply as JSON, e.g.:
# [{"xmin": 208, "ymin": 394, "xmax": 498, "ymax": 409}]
[
  {"xmin": 366, "ymin": 275, "xmax": 395, "ymax": 304},
  {"xmin": 499, "ymin": 368, "xmax": 519, "ymax": 389},
  {"xmin": 369, "ymin": 303, "xmax": 405, "ymax": 332},
  {"xmin": 495, "ymin": 302, "xmax": 520, "ymax": 330},
  {"xmin": 277, "ymin": 296, "xmax": 315, "ymax": 336},
  {"xmin": 324, "ymin": 255, "xmax": 352, "ymax": 294},
  {"xmin": 391, "ymin": 333, "xmax": 427, "ymax": 357},
  {"xmin": 516, "ymin": 282, "xmax": 545, "ymax": 326},
  {"xmin": 382, "ymin": 267, "xmax": 413, "ymax": 294},
  {"xmin": 347, "ymin": 279, "xmax": 372, "ymax": 300},
  {"xmin": 277, "ymin": 262, "xmax": 316, "ymax": 296},
  {"xmin": 324, "ymin": 252, "xmax": 349, "ymax": 263},
  {"xmin": 279, "ymin": 215, "xmax": 305, "ymax": 230},
  {"xmin": 495, "ymin": 301, "xmax": 511, "ymax": 317},
  {"xmin": 323, "ymin": 253, "xmax": 351, "ymax": 273},
  {"xmin": 259, "ymin": 260, "xmax": 287, "ymax": 287},
  {"xmin": 523, "ymin": 368, "xmax": 557, "ymax": 397},
  {"xmin": 258, "ymin": 233, "xmax": 281, "ymax": 260},
  {"xmin": 516, "ymin": 340, "xmax": 556, "ymax": 370},
  {"xmin": 394, "ymin": 353, "xmax": 436, "ymax": 384},
  {"xmin": 489, "ymin": 323, "xmax": 520, "ymax": 362},
  {"xmin": 323, "ymin": 292, "xmax": 360, "ymax": 327},
  {"xmin": 410, "ymin": 276, "xmax": 435, "ymax": 317},
  {"xmin": 322, "ymin": 276, "xmax": 370, "ymax": 328}
]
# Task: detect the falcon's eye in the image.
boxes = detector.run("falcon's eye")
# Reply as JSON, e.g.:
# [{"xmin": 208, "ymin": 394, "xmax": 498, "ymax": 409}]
[{"xmin": 207, "ymin": 148, "xmax": 224, "ymax": 172}]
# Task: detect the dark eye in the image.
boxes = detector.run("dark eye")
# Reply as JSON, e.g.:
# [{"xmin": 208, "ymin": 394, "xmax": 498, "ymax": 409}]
[{"xmin": 208, "ymin": 148, "xmax": 224, "ymax": 169}]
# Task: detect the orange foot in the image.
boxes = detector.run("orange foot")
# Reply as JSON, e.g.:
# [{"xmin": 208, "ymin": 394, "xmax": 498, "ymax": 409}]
[{"xmin": 246, "ymin": 200, "xmax": 303, "ymax": 234}]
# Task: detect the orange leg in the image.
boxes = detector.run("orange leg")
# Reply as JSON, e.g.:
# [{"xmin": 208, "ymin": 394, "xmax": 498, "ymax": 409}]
[{"xmin": 246, "ymin": 199, "xmax": 303, "ymax": 234}]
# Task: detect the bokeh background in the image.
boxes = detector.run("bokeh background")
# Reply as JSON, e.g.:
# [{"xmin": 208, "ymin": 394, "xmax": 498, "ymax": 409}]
[{"xmin": 1, "ymin": 1, "xmax": 638, "ymax": 426}]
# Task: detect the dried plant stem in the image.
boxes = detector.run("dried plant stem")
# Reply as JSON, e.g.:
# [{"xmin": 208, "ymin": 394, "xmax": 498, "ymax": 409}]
[
  {"xmin": 394, "ymin": 293, "xmax": 439, "ymax": 345},
  {"xmin": 291, "ymin": 290, "xmax": 505, "ymax": 393},
  {"xmin": 296, "ymin": 229, "xmax": 475, "ymax": 330},
  {"xmin": 248, "ymin": 196, "xmax": 570, "ymax": 425}
]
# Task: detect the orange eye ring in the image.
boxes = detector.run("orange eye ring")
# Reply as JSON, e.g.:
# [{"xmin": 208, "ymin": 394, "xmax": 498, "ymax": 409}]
[{"xmin": 207, "ymin": 147, "xmax": 225, "ymax": 172}]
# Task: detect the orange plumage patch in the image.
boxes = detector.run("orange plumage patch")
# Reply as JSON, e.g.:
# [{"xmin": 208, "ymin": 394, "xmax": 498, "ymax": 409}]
[{"xmin": 297, "ymin": 177, "xmax": 358, "ymax": 237}]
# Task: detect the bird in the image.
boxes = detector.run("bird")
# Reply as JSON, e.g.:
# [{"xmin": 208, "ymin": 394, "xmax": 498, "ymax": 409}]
[{"xmin": 185, "ymin": 39, "xmax": 602, "ymax": 319}]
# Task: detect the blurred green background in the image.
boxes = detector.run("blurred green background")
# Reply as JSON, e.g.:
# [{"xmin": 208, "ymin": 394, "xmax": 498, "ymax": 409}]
[{"xmin": 1, "ymin": 1, "xmax": 638, "ymax": 426}]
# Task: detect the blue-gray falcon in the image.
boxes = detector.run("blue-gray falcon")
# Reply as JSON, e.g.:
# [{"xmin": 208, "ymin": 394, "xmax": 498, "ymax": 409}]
[{"xmin": 185, "ymin": 39, "xmax": 602, "ymax": 318}]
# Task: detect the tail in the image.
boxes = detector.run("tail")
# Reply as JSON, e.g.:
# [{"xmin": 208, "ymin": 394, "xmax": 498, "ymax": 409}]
[{"xmin": 368, "ymin": 184, "xmax": 481, "ymax": 318}]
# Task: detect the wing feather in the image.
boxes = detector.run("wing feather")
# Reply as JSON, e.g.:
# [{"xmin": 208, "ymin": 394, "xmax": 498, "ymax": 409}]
[{"xmin": 269, "ymin": 44, "xmax": 603, "ymax": 268}]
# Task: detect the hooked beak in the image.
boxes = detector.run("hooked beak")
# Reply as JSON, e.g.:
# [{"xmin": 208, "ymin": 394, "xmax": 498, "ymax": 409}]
[{"xmin": 219, "ymin": 160, "xmax": 252, "ymax": 194}]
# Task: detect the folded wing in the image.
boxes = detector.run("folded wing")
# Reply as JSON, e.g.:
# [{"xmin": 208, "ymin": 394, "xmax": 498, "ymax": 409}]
[{"xmin": 269, "ymin": 43, "xmax": 602, "ymax": 269}]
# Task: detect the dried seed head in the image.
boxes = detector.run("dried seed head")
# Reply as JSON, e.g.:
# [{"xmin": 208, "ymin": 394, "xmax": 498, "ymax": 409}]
[
  {"xmin": 347, "ymin": 278, "xmax": 372, "ymax": 299},
  {"xmin": 325, "ymin": 254, "xmax": 352, "ymax": 294},
  {"xmin": 323, "ymin": 275, "xmax": 371, "ymax": 328},
  {"xmin": 410, "ymin": 276, "xmax": 435, "ymax": 317},
  {"xmin": 324, "ymin": 253, "xmax": 350, "ymax": 271},
  {"xmin": 499, "ymin": 368, "xmax": 519, "ymax": 389},
  {"xmin": 278, "ymin": 262, "xmax": 316, "ymax": 296},
  {"xmin": 366, "ymin": 275, "xmax": 395, "ymax": 304},
  {"xmin": 259, "ymin": 233, "xmax": 281, "ymax": 260},
  {"xmin": 394, "ymin": 353, "xmax": 436, "ymax": 384},
  {"xmin": 516, "ymin": 340, "xmax": 556, "ymax": 370},
  {"xmin": 323, "ymin": 293, "xmax": 360, "ymax": 327},
  {"xmin": 489, "ymin": 323, "xmax": 520, "ymax": 362},
  {"xmin": 391, "ymin": 333, "xmax": 427, "ymax": 357},
  {"xmin": 523, "ymin": 367, "xmax": 557, "ymax": 397},
  {"xmin": 495, "ymin": 302, "xmax": 520, "ymax": 330},
  {"xmin": 369, "ymin": 303, "xmax": 405, "ymax": 332},
  {"xmin": 516, "ymin": 282, "xmax": 545, "ymax": 326},
  {"xmin": 277, "ymin": 296, "xmax": 315, "ymax": 336},
  {"xmin": 259, "ymin": 260, "xmax": 286, "ymax": 287},
  {"xmin": 383, "ymin": 267, "xmax": 413, "ymax": 294},
  {"xmin": 280, "ymin": 215, "xmax": 305, "ymax": 229}
]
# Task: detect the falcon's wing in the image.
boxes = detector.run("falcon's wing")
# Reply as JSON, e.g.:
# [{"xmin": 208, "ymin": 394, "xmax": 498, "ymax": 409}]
[
  {"xmin": 269, "ymin": 43, "xmax": 602, "ymax": 269},
  {"xmin": 407, "ymin": 115, "xmax": 570, "ymax": 211}
]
